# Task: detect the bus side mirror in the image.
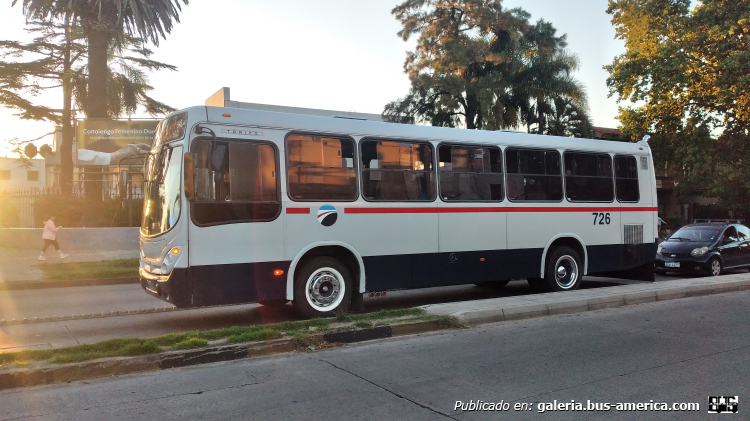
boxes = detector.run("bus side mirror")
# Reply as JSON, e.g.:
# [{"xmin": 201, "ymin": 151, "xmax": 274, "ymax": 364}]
[
  {"xmin": 118, "ymin": 169, "xmax": 128, "ymax": 199},
  {"xmin": 184, "ymin": 153, "xmax": 194, "ymax": 201}
]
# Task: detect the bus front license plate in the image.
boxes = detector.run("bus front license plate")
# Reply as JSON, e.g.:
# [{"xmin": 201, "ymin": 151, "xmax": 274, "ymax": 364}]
[{"xmin": 665, "ymin": 262, "xmax": 680, "ymax": 268}]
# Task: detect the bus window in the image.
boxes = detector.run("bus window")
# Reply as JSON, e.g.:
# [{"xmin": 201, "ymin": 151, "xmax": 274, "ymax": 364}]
[
  {"xmin": 361, "ymin": 139, "xmax": 435, "ymax": 201},
  {"xmin": 438, "ymin": 145, "xmax": 503, "ymax": 201},
  {"xmin": 286, "ymin": 134, "xmax": 357, "ymax": 201},
  {"xmin": 190, "ymin": 139, "xmax": 280, "ymax": 225},
  {"xmin": 564, "ymin": 152, "xmax": 613, "ymax": 202},
  {"xmin": 615, "ymin": 155, "xmax": 639, "ymax": 202},
  {"xmin": 505, "ymin": 148, "xmax": 562, "ymax": 201}
]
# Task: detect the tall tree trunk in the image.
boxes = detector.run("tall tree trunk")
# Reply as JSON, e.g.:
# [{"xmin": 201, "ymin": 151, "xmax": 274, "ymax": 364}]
[
  {"xmin": 465, "ymin": 94, "xmax": 479, "ymax": 130},
  {"xmin": 60, "ymin": 13, "xmax": 74, "ymax": 193},
  {"xmin": 537, "ymin": 96, "xmax": 545, "ymax": 134},
  {"xmin": 86, "ymin": 31, "xmax": 111, "ymax": 119}
]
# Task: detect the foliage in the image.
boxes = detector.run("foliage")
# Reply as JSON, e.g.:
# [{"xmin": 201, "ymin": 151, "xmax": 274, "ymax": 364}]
[
  {"xmin": 606, "ymin": 0, "xmax": 750, "ymax": 210},
  {"xmin": 0, "ymin": 307, "xmax": 448, "ymax": 367},
  {"xmin": 0, "ymin": 192, "xmax": 22, "ymax": 227},
  {"xmin": 31, "ymin": 192, "xmax": 142, "ymax": 227},
  {"xmin": 13, "ymin": 0, "xmax": 189, "ymax": 119},
  {"xmin": 36, "ymin": 258, "xmax": 139, "ymax": 280},
  {"xmin": 384, "ymin": 0, "xmax": 591, "ymax": 135}
]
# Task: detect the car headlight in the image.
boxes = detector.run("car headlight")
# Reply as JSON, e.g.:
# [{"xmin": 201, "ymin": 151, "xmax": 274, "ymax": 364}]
[
  {"xmin": 691, "ymin": 247, "xmax": 709, "ymax": 256},
  {"xmin": 657, "ymin": 245, "xmax": 662, "ymax": 255}
]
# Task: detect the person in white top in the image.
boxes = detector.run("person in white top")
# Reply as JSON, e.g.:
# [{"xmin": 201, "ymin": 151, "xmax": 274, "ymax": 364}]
[{"xmin": 39, "ymin": 215, "xmax": 68, "ymax": 261}]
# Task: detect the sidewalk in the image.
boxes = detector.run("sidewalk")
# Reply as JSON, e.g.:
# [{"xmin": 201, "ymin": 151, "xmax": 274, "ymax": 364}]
[
  {"xmin": 423, "ymin": 273, "xmax": 750, "ymax": 324},
  {"xmin": 0, "ymin": 247, "xmax": 138, "ymax": 283}
]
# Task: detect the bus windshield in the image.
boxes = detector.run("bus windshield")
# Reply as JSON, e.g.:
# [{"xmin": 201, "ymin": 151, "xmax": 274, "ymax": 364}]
[{"xmin": 141, "ymin": 146, "xmax": 183, "ymax": 236}]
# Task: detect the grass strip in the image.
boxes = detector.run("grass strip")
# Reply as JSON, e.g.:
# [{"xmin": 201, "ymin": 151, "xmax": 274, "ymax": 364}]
[
  {"xmin": 0, "ymin": 308, "xmax": 461, "ymax": 368},
  {"xmin": 36, "ymin": 258, "xmax": 139, "ymax": 280}
]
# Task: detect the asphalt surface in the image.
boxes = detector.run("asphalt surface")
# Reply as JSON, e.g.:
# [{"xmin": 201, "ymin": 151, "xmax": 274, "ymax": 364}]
[
  {"xmin": 0, "ymin": 273, "xmax": 711, "ymax": 351},
  {"xmin": 1, "ymin": 289, "xmax": 747, "ymax": 421}
]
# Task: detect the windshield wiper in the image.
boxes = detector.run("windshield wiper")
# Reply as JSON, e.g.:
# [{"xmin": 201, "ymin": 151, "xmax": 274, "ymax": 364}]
[{"xmin": 670, "ymin": 237, "xmax": 689, "ymax": 241}]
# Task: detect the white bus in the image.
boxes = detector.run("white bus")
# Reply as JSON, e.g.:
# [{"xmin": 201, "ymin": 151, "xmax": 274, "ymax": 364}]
[{"xmin": 139, "ymin": 105, "xmax": 657, "ymax": 318}]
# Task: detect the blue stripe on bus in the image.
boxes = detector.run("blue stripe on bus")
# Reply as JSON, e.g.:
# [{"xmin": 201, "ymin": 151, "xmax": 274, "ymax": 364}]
[{"xmin": 144, "ymin": 243, "xmax": 656, "ymax": 308}]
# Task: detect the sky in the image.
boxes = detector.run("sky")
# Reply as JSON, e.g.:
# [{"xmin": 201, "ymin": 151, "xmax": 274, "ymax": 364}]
[{"xmin": 0, "ymin": 0, "xmax": 628, "ymax": 156}]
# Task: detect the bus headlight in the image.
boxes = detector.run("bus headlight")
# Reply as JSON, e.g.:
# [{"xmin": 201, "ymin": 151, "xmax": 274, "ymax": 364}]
[{"xmin": 691, "ymin": 247, "xmax": 709, "ymax": 256}]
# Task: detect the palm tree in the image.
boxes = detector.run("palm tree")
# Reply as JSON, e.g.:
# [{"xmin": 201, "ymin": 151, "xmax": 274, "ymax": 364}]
[
  {"xmin": 13, "ymin": 0, "xmax": 187, "ymax": 118},
  {"xmin": 70, "ymin": 34, "xmax": 177, "ymax": 119},
  {"xmin": 545, "ymin": 96, "xmax": 593, "ymax": 138}
]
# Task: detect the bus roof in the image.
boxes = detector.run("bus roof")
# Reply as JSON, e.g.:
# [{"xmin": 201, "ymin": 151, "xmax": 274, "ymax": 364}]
[{"xmin": 176, "ymin": 105, "xmax": 649, "ymax": 155}]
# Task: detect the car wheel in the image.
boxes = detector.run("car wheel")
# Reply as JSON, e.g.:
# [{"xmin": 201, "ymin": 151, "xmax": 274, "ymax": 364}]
[
  {"xmin": 707, "ymin": 257, "xmax": 722, "ymax": 277},
  {"xmin": 545, "ymin": 247, "xmax": 582, "ymax": 291},
  {"xmin": 293, "ymin": 257, "xmax": 353, "ymax": 318},
  {"xmin": 475, "ymin": 280, "xmax": 510, "ymax": 288}
]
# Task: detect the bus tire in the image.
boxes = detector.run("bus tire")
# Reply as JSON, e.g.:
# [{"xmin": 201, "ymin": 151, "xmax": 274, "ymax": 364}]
[
  {"xmin": 475, "ymin": 280, "xmax": 510, "ymax": 288},
  {"xmin": 293, "ymin": 257, "xmax": 353, "ymax": 318},
  {"xmin": 545, "ymin": 246, "xmax": 582, "ymax": 291}
]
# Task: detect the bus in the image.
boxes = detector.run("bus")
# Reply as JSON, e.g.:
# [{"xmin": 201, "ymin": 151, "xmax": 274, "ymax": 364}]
[{"xmin": 139, "ymin": 104, "xmax": 657, "ymax": 318}]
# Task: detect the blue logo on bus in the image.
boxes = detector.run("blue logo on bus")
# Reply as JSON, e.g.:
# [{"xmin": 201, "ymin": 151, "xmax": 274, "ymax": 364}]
[{"xmin": 317, "ymin": 205, "xmax": 338, "ymax": 227}]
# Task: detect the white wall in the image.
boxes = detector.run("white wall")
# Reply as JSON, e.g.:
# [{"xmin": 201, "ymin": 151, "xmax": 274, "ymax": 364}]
[{"xmin": 0, "ymin": 158, "xmax": 46, "ymax": 192}]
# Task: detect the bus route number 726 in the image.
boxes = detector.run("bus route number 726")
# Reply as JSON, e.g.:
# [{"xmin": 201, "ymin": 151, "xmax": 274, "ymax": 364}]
[{"xmin": 592, "ymin": 212, "xmax": 611, "ymax": 225}]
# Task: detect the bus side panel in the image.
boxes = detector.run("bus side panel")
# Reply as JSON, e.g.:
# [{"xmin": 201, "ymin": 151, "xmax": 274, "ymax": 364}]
[
  {"xmin": 434, "ymin": 202, "xmax": 507, "ymax": 286},
  {"xmin": 189, "ymin": 261, "xmax": 289, "ymax": 305},
  {"xmin": 284, "ymin": 203, "xmax": 439, "ymax": 292}
]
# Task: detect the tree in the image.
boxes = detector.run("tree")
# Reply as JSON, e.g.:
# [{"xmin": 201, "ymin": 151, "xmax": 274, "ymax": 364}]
[
  {"xmin": 12, "ymin": 0, "xmax": 188, "ymax": 119},
  {"xmin": 0, "ymin": 18, "xmax": 177, "ymax": 189},
  {"xmin": 384, "ymin": 0, "xmax": 591, "ymax": 133},
  {"xmin": 606, "ymin": 0, "xmax": 750, "ymax": 210}
]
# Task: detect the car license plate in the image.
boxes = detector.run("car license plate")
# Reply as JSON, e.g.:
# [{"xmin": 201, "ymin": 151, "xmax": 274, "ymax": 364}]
[{"xmin": 665, "ymin": 262, "xmax": 680, "ymax": 268}]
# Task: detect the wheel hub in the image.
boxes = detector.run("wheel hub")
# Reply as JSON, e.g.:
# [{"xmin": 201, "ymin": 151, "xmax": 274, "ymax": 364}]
[
  {"xmin": 554, "ymin": 256, "xmax": 578, "ymax": 289},
  {"xmin": 308, "ymin": 272, "xmax": 340, "ymax": 307}
]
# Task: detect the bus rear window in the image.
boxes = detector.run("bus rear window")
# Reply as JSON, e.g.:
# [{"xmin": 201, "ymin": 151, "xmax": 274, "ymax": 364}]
[
  {"xmin": 189, "ymin": 139, "xmax": 280, "ymax": 225},
  {"xmin": 615, "ymin": 155, "xmax": 639, "ymax": 202}
]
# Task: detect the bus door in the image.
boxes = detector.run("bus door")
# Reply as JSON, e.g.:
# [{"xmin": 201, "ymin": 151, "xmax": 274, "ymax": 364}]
[
  {"xmin": 429, "ymin": 145, "xmax": 507, "ymax": 287},
  {"xmin": 187, "ymin": 136, "xmax": 286, "ymax": 306}
]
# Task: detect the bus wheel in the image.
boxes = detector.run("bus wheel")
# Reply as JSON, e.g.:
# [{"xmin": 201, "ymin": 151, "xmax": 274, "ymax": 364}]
[
  {"xmin": 294, "ymin": 257, "xmax": 353, "ymax": 318},
  {"xmin": 545, "ymin": 247, "xmax": 582, "ymax": 292},
  {"xmin": 475, "ymin": 280, "xmax": 510, "ymax": 288}
]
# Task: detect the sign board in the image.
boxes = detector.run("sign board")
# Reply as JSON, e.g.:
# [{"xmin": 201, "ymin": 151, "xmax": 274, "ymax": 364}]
[{"xmin": 77, "ymin": 119, "xmax": 159, "ymax": 153}]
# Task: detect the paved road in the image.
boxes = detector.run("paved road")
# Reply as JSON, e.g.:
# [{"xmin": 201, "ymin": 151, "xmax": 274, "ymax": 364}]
[
  {"xmin": 1, "ymin": 290, "xmax": 747, "ymax": 421},
  {"xmin": 0, "ymin": 274, "xmax": 686, "ymax": 322},
  {"xmin": 0, "ymin": 273, "xmax": 725, "ymax": 351}
]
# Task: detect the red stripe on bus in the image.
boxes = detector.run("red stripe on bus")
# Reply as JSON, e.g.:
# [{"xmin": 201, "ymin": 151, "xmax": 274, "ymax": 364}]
[
  {"xmin": 344, "ymin": 206, "xmax": 657, "ymax": 214},
  {"xmin": 286, "ymin": 208, "xmax": 311, "ymax": 214}
]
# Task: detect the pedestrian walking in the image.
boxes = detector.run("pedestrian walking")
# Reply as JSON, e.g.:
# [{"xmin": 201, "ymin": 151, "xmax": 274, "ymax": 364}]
[{"xmin": 39, "ymin": 215, "xmax": 68, "ymax": 261}]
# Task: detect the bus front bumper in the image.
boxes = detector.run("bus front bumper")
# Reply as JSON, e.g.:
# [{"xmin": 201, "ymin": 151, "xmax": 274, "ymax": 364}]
[{"xmin": 140, "ymin": 267, "xmax": 192, "ymax": 308}]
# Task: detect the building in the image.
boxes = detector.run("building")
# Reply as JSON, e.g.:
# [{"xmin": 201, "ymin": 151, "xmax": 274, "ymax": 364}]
[{"xmin": 0, "ymin": 157, "xmax": 46, "ymax": 192}]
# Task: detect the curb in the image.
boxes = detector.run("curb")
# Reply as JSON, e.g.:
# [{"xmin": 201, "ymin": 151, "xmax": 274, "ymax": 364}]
[
  {"xmin": 0, "ymin": 320, "xmax": 449, "ymax": 391},
  {"xmin": 423, "ymin": 276, "xmax": 750, "ymax": 325},
  {"xmin": 0, "ymin": 277, "xmax": 139, "ymax": 291}
]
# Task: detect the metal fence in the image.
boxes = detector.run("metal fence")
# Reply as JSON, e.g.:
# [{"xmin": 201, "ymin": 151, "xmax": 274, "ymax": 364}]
[{"xmin": 0, "ymin": 176, "xmax": 144, "ymax": 228}]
